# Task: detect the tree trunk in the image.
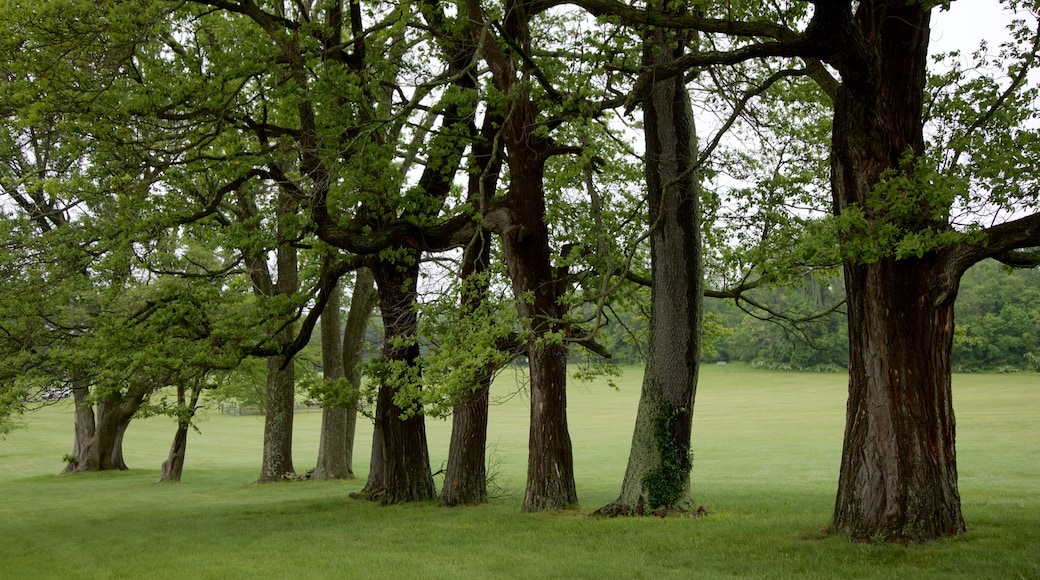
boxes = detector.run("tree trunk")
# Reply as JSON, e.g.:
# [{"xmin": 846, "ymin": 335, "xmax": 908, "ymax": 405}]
[
  {"xmin": 833, "ymin": 256, "xmax": 965, "ymax": 541},
  {"xmin": 258, "ymin": 353, "xmax": 296, "ymax": 482},
  {"xmin": 63, "ymin": 385, "xmax": 143, "ymax": 474},
  {"xmin": 503, "ymin": 101, "xmax": 578, "ymax": 512},
  {"xmin": 313, "ymin": 267, "xmax": 377, "ymax": 480},
  {"xmin": 355, "ymin": 419, "xmax": 385, "ymax": 498},
  {"xmin": 342, "ymin": 268, "xmax": 378, "ymax": 478},
  {"xmin": 62, "ymin": 383, "xmax": 97, "ymax": 473},
  {"xmin": 257, "ymin": 192, "xmax": 300, "ymax": 483},
  {"xmin": 442, "ymin": 124, "xmax": 502, "ymax": 506},
  {"xmin": 828, "ymin": 1, "xmax": 966, "ymax": 541},
  {"xmin": 158, "ymin": 382, "xmax": 202, "ymax": 483},
  {"xmin": 442, "ymin": 384, "xmax": 491, "ymax": 506},
  {"xmin": 314, "ymin": 281, "xmax": 350, "ymax": 480},
  {"xmin": 371, "ymin": 257, "xmax": 435, "ymax": 504},
  {"xmin": 596, "ymin": 15, "xmax": 702, "ymax": 516},
  {"xmin": 160, "ymin": 422, "xmax": 190, "ymax": 483}
]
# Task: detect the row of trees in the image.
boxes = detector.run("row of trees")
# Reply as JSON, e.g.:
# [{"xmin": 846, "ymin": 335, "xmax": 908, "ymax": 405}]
[{"xmin": 2, "ymin": 0, "xmax": 1039, "ymax": 542}]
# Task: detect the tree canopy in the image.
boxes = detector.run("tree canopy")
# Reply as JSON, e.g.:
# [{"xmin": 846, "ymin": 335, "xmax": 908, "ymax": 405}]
[{"xmin": 2, "ymin": 0, "xmax": 1039, "ymax": 543}]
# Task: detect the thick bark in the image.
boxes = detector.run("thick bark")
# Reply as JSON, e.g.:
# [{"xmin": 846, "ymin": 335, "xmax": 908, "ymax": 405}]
[
  {"xmin": 441, "ymin": 236, "xmax": 495, "ymax": 506},
  {"xmin": 828, "ymin": 2, "xmax": 966, "ymax": 541},
  {"xmin": 313, "ymin": 268, "xmax": 377, "ymax": 480},
  {"xmin": 371, "ymin": 257, "xmax": 436, "ymax": 504},
  {"xmin": 314, "ymin": 282, "xmax": 350, "ymax": 480},
  {"xmin": 63, "ymin": 384, "xmax": 145, "ymax": 474},
  {"xmin": 520, "ymin": 339, "xmax": 576, "ymax": 511},
  {"xmin": 258, "ymin": 352, "xmax": 296, "ymax": 482},
  {"xmin": 833, "ymin": 255, "xmax": 965, "ymax": 541},
  {"xmin": 258, "ymin": 197, "xmax": 299, "ymax": 483},
  {"xmin": 503, "ymin": 100, "xmax": 577, "ymax": 513},
  {"xmin": 597, "ymin": 16, "xmax": 702, "ymax": 516},
  {"xmin": 465, "ymin": 0, "xmax": 578, "ymax": 512},
  {"xmin": 356, "ymin": 419, "xmax": 385, "ymax": 497},
  {"xmin": 62, "ymin": 384, "xmax": 97, "ymax": 473},
  {"xmin": 256, "ymin": 193, "xmax": 299, "ymax": 484},
  {"xmin": 442, "ymin": 384, "xmax": 491, "ymax": 505}
]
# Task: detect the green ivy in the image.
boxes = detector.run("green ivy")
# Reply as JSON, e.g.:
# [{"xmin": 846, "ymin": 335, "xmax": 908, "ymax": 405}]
[{"xmin": 642, "ymin": 408, "xmax": 693, "ymax": 509}]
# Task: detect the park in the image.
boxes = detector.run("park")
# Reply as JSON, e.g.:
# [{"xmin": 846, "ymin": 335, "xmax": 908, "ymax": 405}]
[
  {"xmin": 2, "ymin": 364, "xmax": 1038, "ymax": 577},
  {"xmin": 2, "ymin": 0, "xmax": 1040, "ymax": 573}
]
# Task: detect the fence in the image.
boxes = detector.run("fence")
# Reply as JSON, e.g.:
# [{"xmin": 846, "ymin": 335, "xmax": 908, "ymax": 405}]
[{"xmin": 218, "ymin": 402, "xmax": 323, "ymax": 416}]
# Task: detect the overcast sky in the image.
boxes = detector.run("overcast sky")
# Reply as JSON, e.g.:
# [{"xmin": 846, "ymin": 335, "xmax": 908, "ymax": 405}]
[{"xmin": 930, "ymin": 0, "xmax": 1019, "ymax": 57}]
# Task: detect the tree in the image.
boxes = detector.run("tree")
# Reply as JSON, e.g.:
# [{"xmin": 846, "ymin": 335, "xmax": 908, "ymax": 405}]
[
  {"xmin": 469, "ymin": 0, "xmax": 586, "ymax": 511},
  {"xmin": 818, "ymin": 1, "xmax": 1040, "ymax": 542},
  {"xmin": 0, "ymin": 3, "xmax": 170, "ymax": 471},
  {"xmin": 438, "ymin": 111, "xmax": 511, "ymax": 506},
  {"xmin": 313, "ymin": 269, "xmax": 378, "ymax": 480},
  {"xmin": 953, "ymin": 260, "xmax": 1040, "ymax": 370},
  {"xmin": 596, "ymin": 1, "xmax": 702, "ymax": 516},
  {"xmin": 564, "ymin": 0, "xmax": 1040, "ymax": 541}
]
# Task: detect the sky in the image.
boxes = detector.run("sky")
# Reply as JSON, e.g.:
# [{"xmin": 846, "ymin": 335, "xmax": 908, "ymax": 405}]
[{"xmin": 930, "ymin": 0, "xmax": 1019, "ymax": 57}]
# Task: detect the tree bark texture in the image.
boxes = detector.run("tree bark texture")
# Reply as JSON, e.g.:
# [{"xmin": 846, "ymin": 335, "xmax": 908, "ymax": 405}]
[
  {"xmin": 442, "ymin": 110, "xmax": 504, "ymax": 506},
  {"xmin": 314, "ymin": 269, "xmax": 378, "ymax": 480},
  {"xmin": 463, "ymin": 0, "xmax": 578, "ymax": 510},
  {"xmin": 63, "ymin": 382, "xmax": 146, "ymax": 473},
  {"xmin": 258, "ymin": 195, "xmax": 299, "ymax": 483},
  {"xmin": 596, "ymin": 16, "xmax": 702, "ymax": 516},
  {"xmin": 828, "ymin": 1, "xmax": 966, "ymax": 541},
  {"xmin": 371, "ymin": 257, "xmax": 436, "ymax": 504},
  {"xmin": 441, "ymin": 384, "xmax": 491, "ymax": 506},
  {"xmin": 359, "ymin": 419, "xmax": 385, "ymax": 497},
  {"xmin": 259, "ymin": 353, "xmax": 296, "ymax": 482},
  {"xmin": 505, "ymin": 102, "xmax": 578, "ymax": 512},
  {"xmin": 314, "ymin": 281, "xmax": 350, "ymax": 480},
  {"xmin": 834, "ymin": 255, "xmax": 965, "ymax": 541}
]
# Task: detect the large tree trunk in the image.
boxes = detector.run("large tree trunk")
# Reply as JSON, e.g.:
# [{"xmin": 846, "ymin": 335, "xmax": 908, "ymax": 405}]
[
  {"xmin": 828, "ymin": 1, "xmax": 966, "ymax": 541},
  {"xmin": 258, "ymin": 201, "xmax": 299, "ymax": 483},
  {"xmin": 371, "ymin": 257, "xmax": 435, "ymax": 504},
  {"xmin": 63, "ymin": 384, "xmax": 144, "ymax": 474},
  {"xmin": 442, "ymin": 384, "xmax": 491, "ymax": 505},
  {"xmin": 258, "ymin": 353, "xmax": 296, "ymax": 482},
  {"xmin": 504, "ymin": 101, "xmax": 578, "ymax": 512},
  {"xmin": 313, "ymin": 268, "xmax": 377, "ymax": 481},
  {"xmin": 464, "ymin": 0, "xmax": 577, "ymax": 510},
  {"xmin": 596, "ymin": 15, "xmax": 702, "ymax": 516},
  {"xmin": 314, "ymin": 281, "xmax": 350, "ymax": 480},
  {"xmin": 62, "ymin": 383, "xmax": 97, "ymax": 473},
  {"xmin": 833, "ymin": 255, "xmax": 965, "ymax": 541}
]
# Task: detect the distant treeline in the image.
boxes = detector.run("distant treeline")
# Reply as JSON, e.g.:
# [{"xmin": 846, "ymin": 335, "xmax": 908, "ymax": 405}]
[{"xmin": 594, "ymin": 259, "xmax": 1039, "ymax": 372}]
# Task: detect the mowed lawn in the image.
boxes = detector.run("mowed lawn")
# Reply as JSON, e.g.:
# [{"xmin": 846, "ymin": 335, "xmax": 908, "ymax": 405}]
[{"xmin": 1, "ymin": 364, "xmax": 1037, "ymax": 578}]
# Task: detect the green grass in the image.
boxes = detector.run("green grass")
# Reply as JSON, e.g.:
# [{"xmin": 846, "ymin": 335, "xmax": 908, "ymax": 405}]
[{"xmin": 1, "ymin": 364, "xmax": 1038, "ymax": 578}]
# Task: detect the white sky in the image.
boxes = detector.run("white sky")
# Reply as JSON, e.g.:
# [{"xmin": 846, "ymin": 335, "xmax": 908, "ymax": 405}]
[{"xmin": 930, "ymin": 0, "xmax": 1018, "ymax": 57}]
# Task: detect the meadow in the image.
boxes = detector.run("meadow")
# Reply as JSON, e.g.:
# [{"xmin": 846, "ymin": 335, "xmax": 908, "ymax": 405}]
[{"xmin": 1, "ymin": 364, "xmax": 1037, "ymax": 578}]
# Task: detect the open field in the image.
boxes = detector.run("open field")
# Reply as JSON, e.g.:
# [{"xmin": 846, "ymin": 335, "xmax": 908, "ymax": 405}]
[{"xmin": 1, "ymin": 364, "xmax": 1038, "ymax": 578}]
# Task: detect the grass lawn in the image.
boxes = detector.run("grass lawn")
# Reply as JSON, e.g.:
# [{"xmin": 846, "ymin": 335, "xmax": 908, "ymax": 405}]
[{"xmin": 1, "ymin": 364, "xmax": 1037, "ymax": 578}]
